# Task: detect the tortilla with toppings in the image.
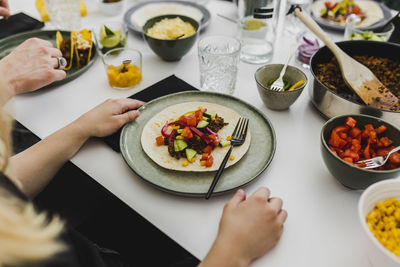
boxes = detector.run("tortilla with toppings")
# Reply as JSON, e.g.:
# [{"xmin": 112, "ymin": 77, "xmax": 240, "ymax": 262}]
[
  {"xmin": 312, "ymin": 0, "xmax": 384, "ymax": 27},
  {"xmin": 141, "ymin": 102, "xmax": 251, "ymax": 172},
  {"xmin": 72, "ymin": 29, "xmax": 93, "ymax": 68}
]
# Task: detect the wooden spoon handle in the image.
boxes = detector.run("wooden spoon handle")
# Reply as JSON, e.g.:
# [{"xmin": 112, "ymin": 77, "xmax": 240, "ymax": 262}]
[{"xmin": 294, "ymin": 8, "xmax": 345, "ymax": 60}]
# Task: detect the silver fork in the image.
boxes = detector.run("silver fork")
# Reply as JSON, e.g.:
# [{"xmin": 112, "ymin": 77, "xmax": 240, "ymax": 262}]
[
  {"xmin": 356, "ymin": 146, "xmax": 400, "ymax": 169},
  {"xmin": 205, "ymin": 117, "xmax": 249, "ymax": 199},
  {"xmin": 270, "ymin": 47, "xmax": 296, "ymax": 91}
]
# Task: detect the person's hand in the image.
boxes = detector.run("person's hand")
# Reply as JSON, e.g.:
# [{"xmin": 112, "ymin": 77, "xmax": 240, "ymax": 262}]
[
  {"xmin": 201, "ymin": 188, "xmax": 288, "ymax": 267},
  {"xmin": 0, "ymin": 0, "xmax": 10, "ymax": 19},
  {"xmin": 0, "ymin": 38, "xmax": 66, "ymax": 97},
  {"xmin": 74, "ymin": 98, "xmax": 145, "ymax": 138}
]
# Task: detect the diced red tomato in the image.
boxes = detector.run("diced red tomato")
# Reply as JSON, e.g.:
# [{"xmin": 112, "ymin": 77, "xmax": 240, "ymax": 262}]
[
  {"xmin": 205, "ymin": 156, "xmax": 214, "ymax": 167},
  {"xmin": 186, "ymin": 114, "xmax": 197, "ymax": 127},
  {"xmin": 327, "ymin": 117, "xmax": 399, "ymax": 170},
  {"xmin": 181, "ymin": 127, "xmax": 193, "ymax": 139},
  {"xmin": 156, "ymin": 136, "xmax": 164, "ymax": 146},
  {"xmin": 201, "ymin": 153, "xmax": 209, "ymax": 161},
  {"xmin": 353, "ymin": 7, "xmax": 361, "ymax": 15},
  {"xmin": 349, "ymin": 127, "xmax": 361, "ymax": 138},
  {"xmin": 203, "ymin": 145, "xmax": 212, "ymax": 154},
  {"xmin": 345, "ymin": 117, "xmax": 357, "ymax": 128},
  {"xmin": 208, "ymin": 134, "xmax": 219, "ymax": 145},
  {"xmin": 194, "ymin": 110, "xmax": 203, "ymax": 123},
  {"xmin": 376, "ymin": 125, "xmax": 387, "ymax": 134},
  {"xmin": 380, "ymin": 137, "xmax": 392, "ymax": 147}
]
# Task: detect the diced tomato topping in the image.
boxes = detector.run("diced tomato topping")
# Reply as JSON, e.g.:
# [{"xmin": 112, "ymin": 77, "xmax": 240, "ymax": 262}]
[
  {"xmin": 380, "ymin": 137, "xmax": 392, "ymax": 147},
  {"xmin": 208, "ymin": 134, "xmax": 219, "ymax": 145},
  {"xmin": 194, "ymin": 110, "xmax": 203, "ymax": 123},
  {"xmin": 353, "ymin": 7, "xmax": 361, "ymax": 15},
  {"xmin": 186, "ymin": 114, "xmax": 197, "ymax": 127},
  {"xmin": 156, "ymin": 136, "xmax": 164, "ymax": 146},
  {"xmin": 327, "ymin": 117, "xmax": 399, "ymax": 170},
  {"xmin": 376, "ymin": 125, "xmax": 387, "ymax": 134},
  {"xmin": 181, "ymin": 127, "xmax": 193, "ymax": 139},
  {"xmin": 205, "ymin": 156, "xmax": 214, "ymax": 167},
  {"xmin": 203, "ymin": 145, "xmax": 212, "ymax": 154},
  {"xmin": 201, "ymin": 153, "xmax": 209, "ymax": 161},
  {"xmin": 349, "ymin": 127, "xmax": 361, "ymax": 138},
  {"xmin": 345, "ymin": 117, "xmax": 357, "ymax": 128}
]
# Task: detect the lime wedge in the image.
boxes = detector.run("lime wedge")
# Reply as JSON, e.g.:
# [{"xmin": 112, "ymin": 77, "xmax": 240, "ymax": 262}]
[{"xmin": 101, "ymin": 35, "xmax": 120, "ymax": 48}]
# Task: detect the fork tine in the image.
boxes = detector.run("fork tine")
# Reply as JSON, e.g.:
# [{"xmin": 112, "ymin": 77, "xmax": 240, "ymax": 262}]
[
  {"xmin": 234, "ymin": 118, "xmax": 246, "ymax": 139},
  {"xmin": 240, "ymin": 118, "xmax": 249, "ymax": 140},
  {"xmin": 231, "ymin": 118, "xmax": 243, "ymax": 139}
]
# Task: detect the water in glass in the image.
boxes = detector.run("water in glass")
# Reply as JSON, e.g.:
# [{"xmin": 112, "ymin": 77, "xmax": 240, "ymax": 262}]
[{"xmin": 198, "ymin": 36, "xmax": 241, "ymax": 95}]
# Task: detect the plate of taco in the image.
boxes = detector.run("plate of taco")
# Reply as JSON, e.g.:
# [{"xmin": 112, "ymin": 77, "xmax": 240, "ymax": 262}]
[
  {"xmin": 120, "ymin": 91, "xmax": 276, "ymax": 197},
  {"xmin": 0, "ymin": 29, "xmax": 97, "ymax": 90},
  {"xmin": 310, "ymin": 0, "xmax": 392, "ymax": 31}
]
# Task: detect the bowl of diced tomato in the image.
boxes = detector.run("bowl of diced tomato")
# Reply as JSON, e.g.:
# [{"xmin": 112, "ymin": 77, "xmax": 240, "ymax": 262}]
[{"xmin": 321, "ymin": 114, "xmax": 400, "ymax": 190}]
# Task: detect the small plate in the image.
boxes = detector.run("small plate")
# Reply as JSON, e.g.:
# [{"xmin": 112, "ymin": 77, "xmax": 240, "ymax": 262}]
[
  {"xmin": 124, "ymin": 0, "xmax": 211, "ymax": 35},
  {"xmin": 120, "ymin": 91, "xmax": 276, "ymax": 197},
  {"xmin": 0, "ymin": 30, "xmax": 97, "ymax": 90},
  {"xmin": 311, "ymin": 2, "xmax": 392, "ymax": 32}
]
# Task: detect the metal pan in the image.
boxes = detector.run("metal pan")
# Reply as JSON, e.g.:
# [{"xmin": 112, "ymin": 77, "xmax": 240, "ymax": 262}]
[{"xmin": 309, "ymin": 40, "xmax": 400, "ymax": 127}]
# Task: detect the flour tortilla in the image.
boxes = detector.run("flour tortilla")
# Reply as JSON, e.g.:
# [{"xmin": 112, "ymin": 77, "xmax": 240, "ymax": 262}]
[
  {"xmin": 141, "ymin": 102, "xmax": 251, "ymax": 172},
  {"xmin": 131, "ymin": 3, "xmax": 204, "ymax": 29},
  {"xmin": 311, "ymin": 0, "xmax": 384, "ymax": 27}
]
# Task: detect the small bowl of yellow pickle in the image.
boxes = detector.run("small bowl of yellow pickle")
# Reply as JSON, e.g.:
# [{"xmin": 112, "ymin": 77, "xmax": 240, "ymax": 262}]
[
  {"xmin": 102, "ymin": 48, "xmax": 142, "ymax": 90},
  {"xmin": 359, "ymin": 179, "xmax": 400, "ymax": 267},
  {"xmin": 142, "ymin": 14, "xmax": 199, "ymax": 61}
]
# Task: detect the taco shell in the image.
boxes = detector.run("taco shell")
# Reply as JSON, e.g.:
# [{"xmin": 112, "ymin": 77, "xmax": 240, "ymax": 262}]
[
  {"xmin": 72, "ymin": 29, "xmax": 93, "ymax": 68},
  {"xmin": 311, "ymin": 0, "xmax": 384, "ymax": 27},
  {"xmin": 56, "ymin": 31, "xmax": 74, "ymax": 70},
  {"xmin": 141, "ymin": 102, "xmax": 251, "ymax": 172}
]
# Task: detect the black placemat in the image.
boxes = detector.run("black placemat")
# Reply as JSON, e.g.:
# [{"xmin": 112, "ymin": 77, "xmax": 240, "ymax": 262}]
[
  {"xmin": 101, "ymin": 75, "xmax": 198, "ymax": 152},
  {"xmin": 0, "ymin": 13, "xmax": 44, "ymax": 39}
]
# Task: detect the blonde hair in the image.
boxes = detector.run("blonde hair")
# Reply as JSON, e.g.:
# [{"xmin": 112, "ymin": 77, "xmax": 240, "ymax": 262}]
[{"xmin": 0, "ymin": 110, "xmax": 65, "ymax": 267}]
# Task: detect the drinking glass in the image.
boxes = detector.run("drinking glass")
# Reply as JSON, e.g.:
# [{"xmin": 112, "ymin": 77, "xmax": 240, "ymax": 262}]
[
  {"xmin": 285, "ymin": 0, "xmax": 312, "ymax": 35},
  {"xmin": 102, "ymin": 48, "xmax": 142, "ymax": 90},
  {"xmin": 45, "ymin": 0, "xmax": 81, "ymax": 30},
  {"xmin": 198, "ymin": 36, "xmax": 241, "ymax": 95},
  {"xmin": 93, "ymin": 22, "xmax": 128, "ymax": 55}
]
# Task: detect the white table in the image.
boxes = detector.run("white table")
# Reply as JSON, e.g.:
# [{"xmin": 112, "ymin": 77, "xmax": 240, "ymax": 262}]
[{"xmin": 6, "ymin": 0, "xmax": 391, "ymax": 266}]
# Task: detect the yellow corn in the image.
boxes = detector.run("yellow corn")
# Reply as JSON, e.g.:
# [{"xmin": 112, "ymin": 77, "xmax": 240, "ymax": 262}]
[
  {"xmin": 367, "ymin": 198, "xmax": 400, "ymax": 257},
  {"xmin": 226, "ymin": 136, "xmax": 232, "ymax": 141},
  {"xmin": 176, "ymin": 135, "xmax": 184, "ymax": 140},
  {"xmin": 182, "ymin": 160, "xmax": 189, "ymax": 167},
  {"xmin": 229, "ymin": 155, "xmax": 235, "ymax": 161},
  {"xmin": 189, "ymin": 158, "xmax": 195, "ymax": 163},
  {"xmin": 200, "ymin": 160, "xmax": 206, "ymax": 166}
]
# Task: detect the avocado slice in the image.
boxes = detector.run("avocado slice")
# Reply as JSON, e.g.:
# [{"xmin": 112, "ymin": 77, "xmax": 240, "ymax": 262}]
[{"xmin": 174, "ymin": 140, "xmax": 187, "ymax": 152}]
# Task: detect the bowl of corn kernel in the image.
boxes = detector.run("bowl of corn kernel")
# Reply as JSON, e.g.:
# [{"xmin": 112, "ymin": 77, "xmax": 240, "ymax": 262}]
[
  {"xmin": 102, "ymin": 47, "xmax": 142, "ymax": 90},
  {"xmin": 142, "ymin": 15, "xmax": 199, "ymax": 61},
  {"xmin": 359, "ymin": 179, "xmax": 400, "ymax": 267}
]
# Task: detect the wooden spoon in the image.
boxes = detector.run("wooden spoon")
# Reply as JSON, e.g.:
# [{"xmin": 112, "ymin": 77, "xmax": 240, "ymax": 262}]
[{"xmin": 294, "ymin": 8, "xmax": 399, "ymax": 111}]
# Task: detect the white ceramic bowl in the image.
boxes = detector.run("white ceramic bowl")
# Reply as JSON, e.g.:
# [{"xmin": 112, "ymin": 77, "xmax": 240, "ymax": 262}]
[
  {"xmin": 98, "ymin": 0, "xmax": 124, "ymax": 16},
  {"xmin": 358, "ymin": 179, "xmax": 400, "ymax": 267}
]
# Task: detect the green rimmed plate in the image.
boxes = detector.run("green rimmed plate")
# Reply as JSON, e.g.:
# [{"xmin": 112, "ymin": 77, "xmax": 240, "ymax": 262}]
[
  {"xmin": 120, "ymin": 91, "xmax": 276, "ymax": 197},
  {"xmin": 0, "ymin": 30, "xmax": 97, "ymax": 90}
]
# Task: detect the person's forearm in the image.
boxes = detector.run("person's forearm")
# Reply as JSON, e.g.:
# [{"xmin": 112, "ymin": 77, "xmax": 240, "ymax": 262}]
[{"xmin": 10, "ymin": 121, "xmax": 90, "ymax": 198}]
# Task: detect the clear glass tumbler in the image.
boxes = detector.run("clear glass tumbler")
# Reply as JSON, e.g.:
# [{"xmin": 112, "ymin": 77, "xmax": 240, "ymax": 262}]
[
  {"xmin": 102, "ymin": 48, "xmax": 142, "ymax": 90},
  {"xmin": 198, "ymin": 36, "xmax": 241, "ymax": 95},
  {"xmin": 93, "ymin": 21, "xmax": 128, "ymax": 55},
  {"xmin": 45, "ymin": 0, "xmax": 81, "ymax": 31}
]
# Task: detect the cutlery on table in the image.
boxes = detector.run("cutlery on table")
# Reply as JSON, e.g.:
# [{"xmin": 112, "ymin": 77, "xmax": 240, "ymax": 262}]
[
  {"xmin": 356, "ymin": 146, "xmax": 400, "ymax": 169},
  {"xmin": 205, "ymin": 117, "xmax": 249, "ymax": 200},
  {"xmin": 270, "ymin": 46, "xmax": 296, "ymax": 91},
  {"xmin": 291, "ymin": 6, "xmax": 399, "ymax": 111}
]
